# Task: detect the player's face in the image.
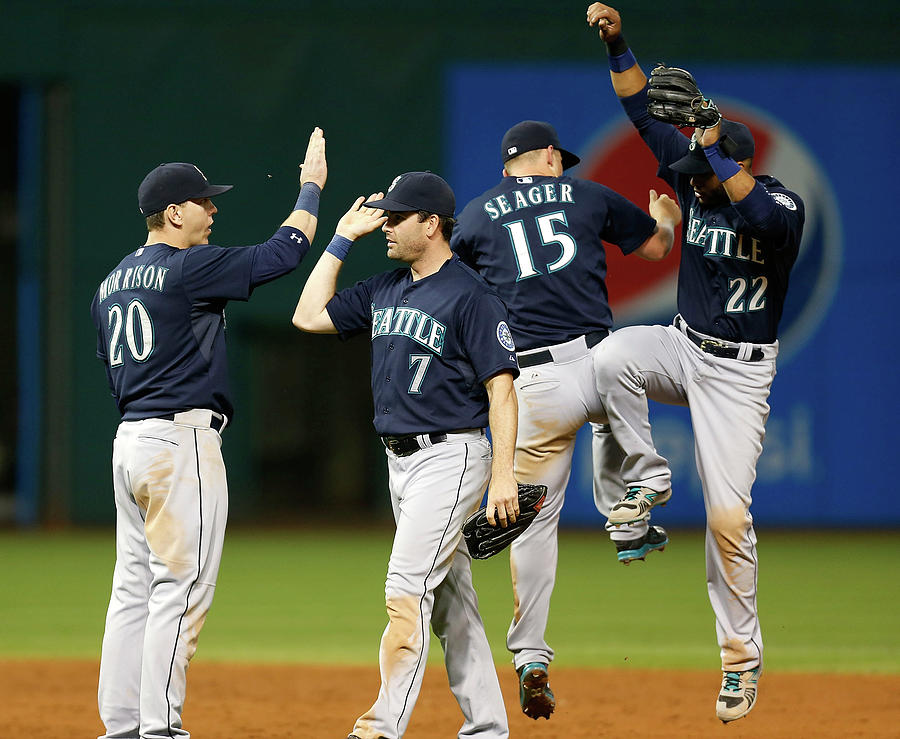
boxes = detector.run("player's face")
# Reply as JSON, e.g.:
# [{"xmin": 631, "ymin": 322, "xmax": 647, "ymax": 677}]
[
  {"xmin": 181, "ymin": 197, "xmax": 218, "ymax": 245},
  {"xmin": 689, "ymin": 172, "xmax": 728, "ymax": 208},
  {"xmin": 382, "ymin": 211, "xmax": 428, "ymax": 263}
]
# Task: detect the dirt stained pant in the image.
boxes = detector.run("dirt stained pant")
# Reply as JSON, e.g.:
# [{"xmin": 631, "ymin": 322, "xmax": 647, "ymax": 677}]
[
  {"xmin": 591, "ymin": 319, "xmax": 778, "ymax": 672},
  {"xmin": 507, "ymin": 334, "xmax": 649, "ymax": 669},
  {"xmin": 98, "ymin": 412, "xmax": 228, "ymax": 739},
  {"xmin": 351, "ymin": 432, "xmax": 508, "ymax": 739}
]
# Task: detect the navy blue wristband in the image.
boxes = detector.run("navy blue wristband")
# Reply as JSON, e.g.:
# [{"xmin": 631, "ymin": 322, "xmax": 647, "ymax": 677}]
[
  {"xmin": 703, "ymin": 140, "xmax": 741, "ymax": 181},
  {"xmin": 609, "ymin": 49, "xmax": 637, "ymax": 73},
  {"xmin": 324, "ymin": 233, "xmax": 353, "ymax": 261},
  {"xmin": 293, "ymin": 182, "xmax": 321, "ymax": 216}
]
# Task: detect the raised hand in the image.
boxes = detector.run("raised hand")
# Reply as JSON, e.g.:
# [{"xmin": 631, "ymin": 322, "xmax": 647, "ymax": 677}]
[
  {"xmin": 586, "ymin": 3, "xmax": 622, "ymax": 42},
  {"xmin": 299, "ymin": 127, "xmax": 327, "ymax": 190},
  {"xmin": 649, "ymin": 189, "xmax": 682, "ymax": 227},
  {"xmin": 335, "ymin": 193, "xmax": 388, "ymax": 241}
]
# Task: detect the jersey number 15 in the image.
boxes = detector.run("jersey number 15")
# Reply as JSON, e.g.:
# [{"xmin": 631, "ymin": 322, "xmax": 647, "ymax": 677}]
[{"xmin": 503, "ymin": 210, "xmax": 577, "ymax": 281}]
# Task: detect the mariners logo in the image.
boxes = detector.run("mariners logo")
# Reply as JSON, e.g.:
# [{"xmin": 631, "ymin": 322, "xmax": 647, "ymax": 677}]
[
  {"xmin": 578, "ymin": 101, "xmax": 841, "ymax": 365},
  {"xmin": 771, "ymin": 192, "xmax": 797, "ymax": 211},
  {"xmin": 496, "ymin": 321, "xmax": 515, "ymax": 351}
]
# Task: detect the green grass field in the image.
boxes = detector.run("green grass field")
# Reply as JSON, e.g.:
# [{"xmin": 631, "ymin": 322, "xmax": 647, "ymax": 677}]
[{"xmin": 1, "ymin": 527, "xmax": 897, "ymax": 673}]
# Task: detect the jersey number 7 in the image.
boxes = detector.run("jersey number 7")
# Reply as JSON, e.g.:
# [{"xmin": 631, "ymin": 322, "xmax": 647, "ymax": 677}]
[{"xmin": 408, "ymin": 354, "xmax": 432, "ymax": 394}]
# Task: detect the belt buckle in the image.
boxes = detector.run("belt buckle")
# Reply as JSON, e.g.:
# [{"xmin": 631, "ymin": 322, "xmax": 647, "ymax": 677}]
[
  {"xmin": 699, "ymin": 338, "xmax": 727, "ymax": 353},
  {"xmin": 386, "ymin": 438, "xmax": 402, "ymax": 455}
]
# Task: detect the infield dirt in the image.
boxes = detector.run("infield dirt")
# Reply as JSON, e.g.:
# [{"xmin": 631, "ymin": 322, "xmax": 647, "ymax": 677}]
[{"xmin": 3, "ymin": 660, "xmax": 898, "ymax": 737}]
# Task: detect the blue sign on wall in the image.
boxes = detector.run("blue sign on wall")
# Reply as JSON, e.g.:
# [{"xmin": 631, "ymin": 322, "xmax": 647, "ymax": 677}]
[{"xmin": 446, "ymin": 64, "xmax": 900, "ymax": 527}]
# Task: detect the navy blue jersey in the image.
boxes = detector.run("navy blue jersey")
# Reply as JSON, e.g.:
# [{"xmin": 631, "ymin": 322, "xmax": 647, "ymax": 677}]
[
  {"xmin": 90, "ymin": 226, "xmax": 310, "ymax": 421},
  {"xmin": 621, "ymin": 86, "xmax": 805, "ymax": 344},
  {"xmin": 451, "ymin": 175, "xmax": 656, "ymax": 351},
  {"xmin": 325, "ymin": 255, "xmax": 520, "ymax": 436}
]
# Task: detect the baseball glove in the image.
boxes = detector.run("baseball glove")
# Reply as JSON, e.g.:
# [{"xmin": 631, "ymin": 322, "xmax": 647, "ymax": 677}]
[
  {"xmin": 462, "ymin": 483, "xmax": 548, "ymax": 560},
  {"xmin": 647, "ymin": 64, "xmax": 722, "ymax": 129}
]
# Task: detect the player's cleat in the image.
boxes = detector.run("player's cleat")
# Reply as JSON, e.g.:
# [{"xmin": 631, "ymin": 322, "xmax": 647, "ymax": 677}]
[
  {"xmin": 716, "ymin": 667, "xmax": 760, "ymax": 723},
  {"xmin": 518, "ymin": 662, "xmax": 555, "ymax": 720},
  {"xmin": 607, "ymin": 486, "xmax": 671, "ymax": 525},
  {"xmin": 615, "ymin": 525, "xmax": 668, "ymax": 564}
]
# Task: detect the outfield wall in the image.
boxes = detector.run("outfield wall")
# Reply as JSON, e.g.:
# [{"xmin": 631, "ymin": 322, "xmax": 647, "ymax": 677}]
[{"xmin": 0, "ymin": 1, "xmax": 896, "ymax": 525}]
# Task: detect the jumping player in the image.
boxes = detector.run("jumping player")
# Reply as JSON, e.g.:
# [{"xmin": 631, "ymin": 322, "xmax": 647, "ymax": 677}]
[
  {"xmin": 587, "ymin": 3, "xmax": 805, "ymax": 723},
  {"xmin": 451, "ymin": 120, "xmax": 681, "ymax": 719},
  {"xmin": 90, "ymin": 128, "xmax": 327, "ymax": 739},
  {"xmin": 292, "ymin": 171, "xmax": 519, "ymax": 739}
]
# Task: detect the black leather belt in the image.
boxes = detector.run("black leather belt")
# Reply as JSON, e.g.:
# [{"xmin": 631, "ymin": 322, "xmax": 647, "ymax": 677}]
[
  {"xmin": 684, "ymin": 328, "xmax": 764, "ymax": 362},
  {"xmin": 159, "ymin": 412, "xmax": 225, "ymax": 432},
  {"xmin": 517, "ymin": 329, "xmax": 609, "ymax": 369},
  {"xmin": 381, "ymin": 433, "xmax": 448, "ymax": 457}
]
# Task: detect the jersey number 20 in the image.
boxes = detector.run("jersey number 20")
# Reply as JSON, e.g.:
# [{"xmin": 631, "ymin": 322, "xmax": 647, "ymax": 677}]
[
  {"xmin": 503, "ymin": 210, "xmax": 577, "ymax": 280},
  {"xmin": 107, "ymin": 300, "xmax": 154, "ymax": 365}
]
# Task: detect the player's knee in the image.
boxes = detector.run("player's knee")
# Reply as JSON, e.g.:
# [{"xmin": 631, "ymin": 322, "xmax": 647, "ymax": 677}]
[
  {"xmin": 384, "ymin": 592, "xmax": 421, "ymax": 627},
  {"xmin": 593, "ymin": 332, "xmax": 633, "ymax": 387},
  {"xmin": 707, "ymin": 505, "xmax": 753, "ymax": 552}
]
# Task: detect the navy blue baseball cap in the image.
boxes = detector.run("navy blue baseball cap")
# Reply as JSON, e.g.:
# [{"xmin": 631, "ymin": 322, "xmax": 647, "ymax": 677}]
[
  {"xmin": 669, "ymin": 120, "xmax": 756, "ymax": 175},
  {"xmin": 138, "ymin": 162, "xmax": 233, "ymax": 216},
  {"xmin": 501, "ymin": 120, "xmax": 580, "ymax": 170},
  {"xmin": 364, "ymin": 171, "xmax": 455, "ymax": 218}
]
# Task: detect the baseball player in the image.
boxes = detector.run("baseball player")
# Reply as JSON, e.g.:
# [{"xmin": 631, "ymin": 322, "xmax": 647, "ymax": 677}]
[
  {"xmin": 292, "ymin": 171, "xmax": 519, "ymax": 739},
  {"xmin": 90, "ymin": 128, "xmax": 327, "ymax": 739},
  {"xmin": 587, "ymin": 3, "xmax": 806, "ymax": 723},
  {"xmin": 451, "ymin": 119, "xmax": 681, "ymax": 719}
]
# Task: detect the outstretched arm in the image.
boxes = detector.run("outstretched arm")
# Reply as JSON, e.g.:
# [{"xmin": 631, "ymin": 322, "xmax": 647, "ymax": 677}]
[
  {"xmin": 291, "ymin": 194, "xmax": 386, "ymax": 333},
  {"xmin": 484, "ymin": 371, "xmax": 519, "ymax": 528},
  {"xmin": 587, "ymin": 3, "xmax": 688, "ymax": 179},
  {"xmin": 586, "ymin": 3, "xmax": 647, "ymax": 97},
  {"xmin": 281, "ymin": 127, "xmax": 328, "ymax": 242}
]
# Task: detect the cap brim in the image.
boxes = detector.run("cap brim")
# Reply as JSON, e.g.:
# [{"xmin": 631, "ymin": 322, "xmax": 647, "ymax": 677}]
[
  {"xmin": 363, "ymin": 196, "xmax": 453, "ymax": 218},
  {"xmin": 669, "ymin": 152, "xmax": 713, "ymax": 175},
  {"xmin": 193, "ymin": 184, "xmax": 233, "ymax": 199},
  {"xmin": 362, "ymin": 196, "xmax": 414, "ymax": 212},
  {"xmin": 560, "ymin": 149, "xmax": 581, "ymax": 170}
]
